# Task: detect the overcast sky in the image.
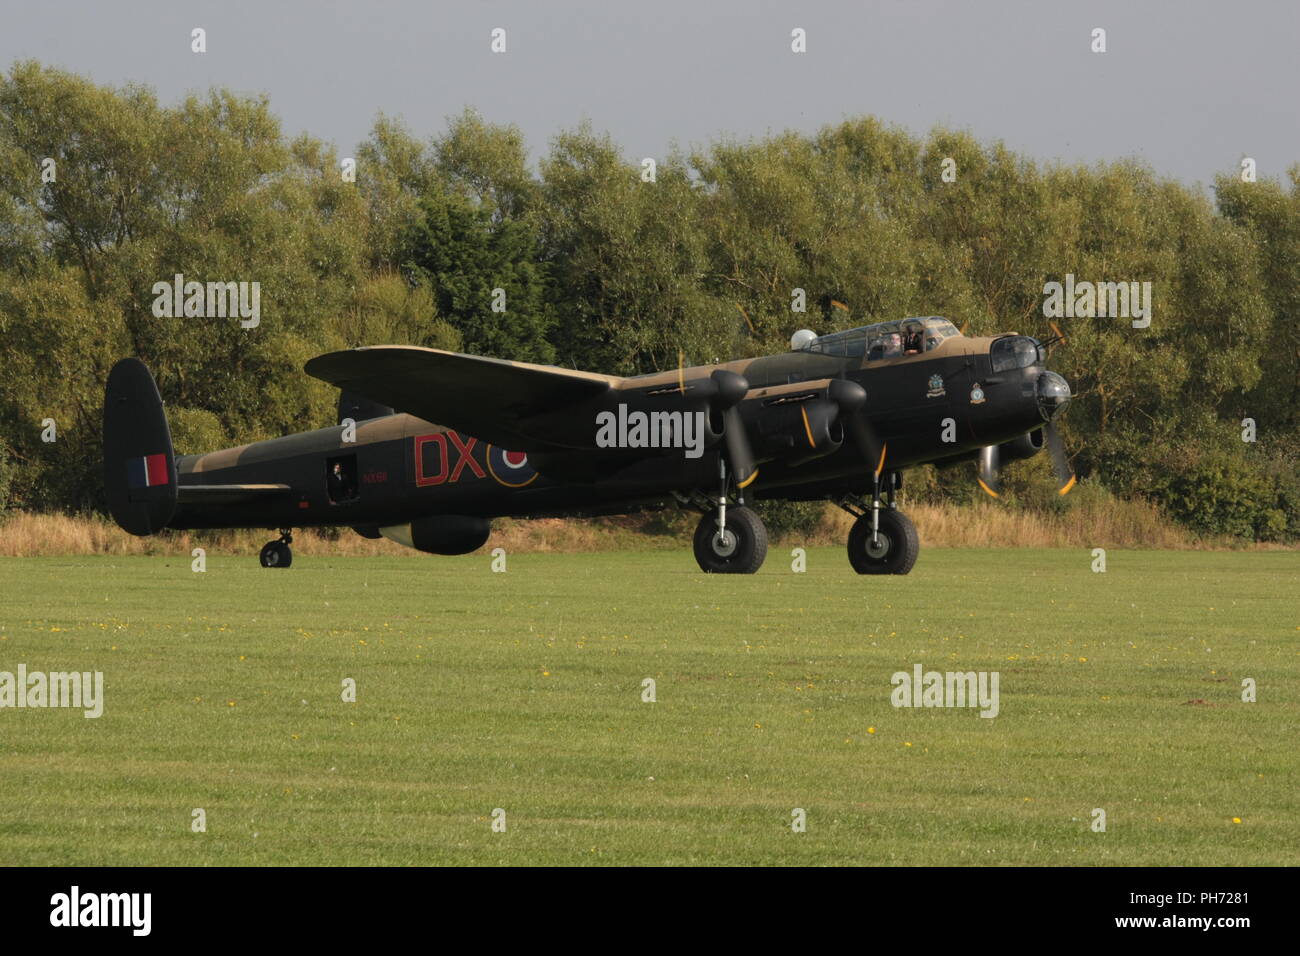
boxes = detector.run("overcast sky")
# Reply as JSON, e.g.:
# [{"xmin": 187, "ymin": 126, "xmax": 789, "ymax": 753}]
[{"xmin": 2, "ymin": 0, "xmax": 1295, "ymax": 186}]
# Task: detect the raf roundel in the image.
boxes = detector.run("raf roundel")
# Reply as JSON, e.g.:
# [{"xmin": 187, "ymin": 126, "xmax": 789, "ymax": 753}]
[{"xmin": 486, "ymin": 445, "xmax": 538, "ymax": 488}]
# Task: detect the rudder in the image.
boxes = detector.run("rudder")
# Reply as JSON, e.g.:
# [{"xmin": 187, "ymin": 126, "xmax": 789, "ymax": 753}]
[
  {"xmin": 337, "ymin": 389, "xmax": 394, "ymax": 425},
  {"xmin": 103, "ymin": 358, "xmax": 177, "ymax": 535}
]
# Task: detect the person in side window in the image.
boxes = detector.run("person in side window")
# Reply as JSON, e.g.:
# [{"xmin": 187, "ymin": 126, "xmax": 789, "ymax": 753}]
[
  {"xmin": 902, "ymin": 322, "xmax": 925, "ymax": 354},
  {"xmin": 882, "ymin": 332, "xmax": 903, "ymax": 357},
  {"xmin": 328, "ymin": 462, "xmax": 347, "ymax": 502}
]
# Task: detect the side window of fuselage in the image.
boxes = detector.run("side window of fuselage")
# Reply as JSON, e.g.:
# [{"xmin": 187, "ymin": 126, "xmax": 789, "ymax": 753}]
[{"xmin": 326, "ymin": 453, "xmax": 359, "ymax": 503}]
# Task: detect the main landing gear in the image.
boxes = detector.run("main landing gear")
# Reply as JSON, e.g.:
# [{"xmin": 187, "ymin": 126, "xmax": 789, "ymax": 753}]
[
  {"xmin": 680, "ymin": 459, "xmax": 768, "ymax": 574},
  {"xmin": 839, "ymin": 471, "xmax": 918, "ymax": 575},
  {"xmin": 259, "ymin": 529, "xmax": 293, "ymax": 568}
]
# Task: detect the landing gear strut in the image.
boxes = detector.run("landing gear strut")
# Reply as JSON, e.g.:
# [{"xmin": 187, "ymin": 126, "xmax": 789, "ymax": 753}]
[
  {"xmin": 683, "ymin": 458, "xmax": 768, "ymax": 574},
  {"xmin": 259, "ymin": 529, "xmax": 293, "ymax": 568},
  {"xmin": 840, "ymin": 472, "xmax": 918, "ymax": 574}
]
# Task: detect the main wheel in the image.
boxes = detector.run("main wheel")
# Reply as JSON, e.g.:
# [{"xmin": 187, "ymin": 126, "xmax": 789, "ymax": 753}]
[
  {"xmin": 259, "ymin": 540, "xmax": 292, "ymax": 568},
  {"xmin": 693, "ymin": 506, "xmax": 768, "ymax": 574},
  {"xmin": 847, "ymin": 509, "xmax": 918, "ymax": 575}
]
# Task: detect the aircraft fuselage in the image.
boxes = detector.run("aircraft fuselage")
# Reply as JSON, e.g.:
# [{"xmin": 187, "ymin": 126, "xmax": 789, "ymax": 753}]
[{"xmin": 168, "ymin": 334, "xmax": 1049, "ymax": 531}]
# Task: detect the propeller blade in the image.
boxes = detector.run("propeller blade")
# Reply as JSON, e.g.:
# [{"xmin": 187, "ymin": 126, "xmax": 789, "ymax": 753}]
[
  {"xmin": 829, "ymin": 380, "xmax": 887, "ymax": 478},
  {"xmin": 710, "ymin": 369, "xmax": 757, "ymax": 486},
  {"xmin": 1038, "ymin": 321, "xmax": 1068, "ymax": 355},
  {"xmin": 722, "ymin": 406, "xmax": 758, "ymax": 487},
  {"xmin": 1043, "ymin": 421, "xmax": 1077, "ymax": 495},
  {"xmin": 852, "ymin": 421, "xmax": 887, "ymax": 479},
  {"xmin": 735, "ymin": 303, "xmax": 756, "ymax": 335},
  {"xmin": 977, "ymin": 445, "xmax": 1001, "ymax": 498}
]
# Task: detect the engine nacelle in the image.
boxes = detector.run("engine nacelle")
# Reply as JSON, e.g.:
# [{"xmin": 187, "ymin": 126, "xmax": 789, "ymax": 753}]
[
  {"xmin": 998, "ymin": 428, "xmax": 1045, "ymax": 463},
  {"xmin": 379, "ymin": 515, "xmax": 491, "ymax": 555},
  {"xmin": 751, "ymin": 397, "xmax": 845, "ymax": 466}
]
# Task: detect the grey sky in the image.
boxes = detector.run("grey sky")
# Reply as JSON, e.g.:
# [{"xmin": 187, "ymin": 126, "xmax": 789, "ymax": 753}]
[{"xmin": 2, "ymin": 0, "xmax": 1295, "ymax": 186}]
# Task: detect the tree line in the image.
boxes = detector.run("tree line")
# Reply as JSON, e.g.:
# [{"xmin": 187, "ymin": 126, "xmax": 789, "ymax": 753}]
[{"xmin": 1, "ymin": 61, "xmax": 1296, "ymax": 540}]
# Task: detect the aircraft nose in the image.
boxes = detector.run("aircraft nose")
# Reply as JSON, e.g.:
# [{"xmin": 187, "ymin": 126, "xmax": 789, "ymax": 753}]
[{"xmin": 1036, "ymin": 371, "xmax": 1071, "ymax": 422}]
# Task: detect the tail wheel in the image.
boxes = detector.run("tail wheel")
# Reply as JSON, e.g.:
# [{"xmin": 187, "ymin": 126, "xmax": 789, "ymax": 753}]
[
  {"xmin": 847, "ymin": 509, "xmax": 918, "ymax": 575},
  {"xmin": 259, "ymin": 540, "xmax": 292, "ymax": 568},
  {"xmin": 693, "ymin": 506, "xmax": 767, "ymax": 574}
]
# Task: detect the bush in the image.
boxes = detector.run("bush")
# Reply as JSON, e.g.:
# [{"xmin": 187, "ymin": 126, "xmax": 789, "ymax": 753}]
[
  {"xmin": 1261, "ymin": 450, "xmax": 1300, "ymax": 541},
  {"xmin": 0, "ymin": 438, "xmax": 14, "ymax": 512},
  {"xmin": 751, "ymin": 498, "xmax": 828, "ymax": 542},
  {"xmin": 1160, "ymin": 448, "xmax": 1277, "ymax": 539},
  {"xmin": 167, "ymin": 407, "xmax": 230, "ymax": 456}
]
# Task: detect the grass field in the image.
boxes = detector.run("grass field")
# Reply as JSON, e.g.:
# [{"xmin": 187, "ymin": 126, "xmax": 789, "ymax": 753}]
[{"xmin": 0, "ymin": 547, "xmax": 1296, "ymax": 866}]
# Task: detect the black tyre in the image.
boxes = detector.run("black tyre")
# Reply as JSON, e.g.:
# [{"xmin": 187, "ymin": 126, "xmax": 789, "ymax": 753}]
[
  {"xmin": 847, "ymin": 509, "xmax": 918, "ymax": 575},
  {"xmin": 259, "ymin": 541, "xmax": 292, "ymax": 568},
  {"xmin": 692, "ymin": 506, "xmax": 768, "ymax": 574}
]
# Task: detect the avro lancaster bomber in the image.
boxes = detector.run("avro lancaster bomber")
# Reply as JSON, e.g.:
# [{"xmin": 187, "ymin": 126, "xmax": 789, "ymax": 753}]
[{"xmin": 103, "ymin": 316, "xmax": 1074, "ymax": 574}]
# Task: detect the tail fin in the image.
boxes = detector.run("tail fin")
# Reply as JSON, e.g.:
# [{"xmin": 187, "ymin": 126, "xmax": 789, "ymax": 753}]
[
  {"xmin": 337, "ymin": 390, "xmax": 394, "ymax": 425},
  {"xmin": 103, "ymin": 358, "xmax": 177, "ymax": 535}
]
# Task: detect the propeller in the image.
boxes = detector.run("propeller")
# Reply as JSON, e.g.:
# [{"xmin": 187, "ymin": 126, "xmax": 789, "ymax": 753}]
[
  {"xmin": 977, "ymin": 445, "xmax": 1002, "ymax": 498},
  {"xmin": 644, "ymin": 362, "xmax": 752, "ymax": 481},
  {"xmin": 706, "ymin": 373, "xmax": 882, "ymax": 491},
  {"xmin": 830, "ymin": 379, "xmax": 888, "ymax": 481},
  {"xmin": 977, "ymin": 327, "xmax": 1077, "ymax": 497},
  {"xmin": 1039, "ymin": 321, "xmax": 1067, "ymax": 354},
  {"xmin": 1042, "ymin": 421, "xmax": 1077, "ymax": 496},
  {"xmin": 976, "ymin": 421, "xmax": 1075, "ymax": 498},
  {"xmin": 709, "ymin": 368, "xmax": 758, "ymax": 488}
]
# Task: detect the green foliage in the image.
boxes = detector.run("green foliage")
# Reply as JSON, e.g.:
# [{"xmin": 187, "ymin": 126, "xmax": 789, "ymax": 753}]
[
  {"xmin": 332, "ymin": 274, "xmax": 461, "ymax": 352},
  {"xmin": 1215, "ymin": 166, "xmax": 1300, "ymax": 433},
  {"xmin": 1162, "ymin": 448, "xmax": 1275, "ymax": 539},
  {"xmin": 399, "ymin": 186, "xmax": 555, "ymax": 362},
  {"xmin": 1146, "ymin": 442, "xmax": 1293, "ymax": 541},
  {"xmin": 435, "ymin": 108, "xmax": 538, "ymax": 221},
  {"xmin": 167, "ymin": 407, "xmax": 228, "ymax": 457},
  {"xmin": 0, "ymin": 437, "xmax": 14, "ymax": 513},
  {"xmin": 1262, "ymin": 449, "xmax": 1300, "ymax": 540},
  {"xmin": 751, "ymin": 498, "xmax": 827, "ymax": 542},
  {"xmin": 0, "ymin": 62, "xmax": 1295, "ymax": 541},
  {"xmin": 539, "ymin": 126, "xmax": 733, "ymax": 374}
]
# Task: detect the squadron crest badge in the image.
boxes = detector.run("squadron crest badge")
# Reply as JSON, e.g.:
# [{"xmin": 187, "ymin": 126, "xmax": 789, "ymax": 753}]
[{"xmin": 926, "ymin": 374, "xmax": 946, "ymax": 399}]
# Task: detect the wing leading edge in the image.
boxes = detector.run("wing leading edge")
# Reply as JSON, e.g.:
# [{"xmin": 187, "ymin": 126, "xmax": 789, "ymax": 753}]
[{"xmin": 304, "ymin": 346, "xmax": 620, "ymax": 452}]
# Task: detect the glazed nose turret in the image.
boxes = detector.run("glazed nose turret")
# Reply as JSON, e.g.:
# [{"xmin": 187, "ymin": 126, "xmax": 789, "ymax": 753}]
[{"xmin": 1035, "ymin": 371, "xmax": 1071, "ymax": 422}]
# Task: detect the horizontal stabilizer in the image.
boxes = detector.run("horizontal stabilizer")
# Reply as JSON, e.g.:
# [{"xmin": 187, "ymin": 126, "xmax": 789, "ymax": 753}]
[{"xmin": 176, "ymin": 483, "xmax": 292, "ymax": 506}]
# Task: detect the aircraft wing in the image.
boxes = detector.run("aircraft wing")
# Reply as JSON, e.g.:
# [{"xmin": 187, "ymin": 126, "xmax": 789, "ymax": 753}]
[{"xmin": 304, "ymin": 346, "xmax": 622, "ymax": 451}]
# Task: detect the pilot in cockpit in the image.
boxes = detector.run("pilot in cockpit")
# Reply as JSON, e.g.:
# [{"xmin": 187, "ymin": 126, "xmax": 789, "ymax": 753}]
[{"xmin": 902, "ymin": 321, "xmax": 925, "ymax": 355}]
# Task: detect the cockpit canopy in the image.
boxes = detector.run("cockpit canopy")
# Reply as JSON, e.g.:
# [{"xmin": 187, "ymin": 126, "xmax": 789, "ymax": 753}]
[
  {"xmin": 990, "ymin": 334, "xmax": 1044, "ymax": 372},
  {"xmin": 792, "ymin": 317, "xmax": 960, "ymax": 360}
]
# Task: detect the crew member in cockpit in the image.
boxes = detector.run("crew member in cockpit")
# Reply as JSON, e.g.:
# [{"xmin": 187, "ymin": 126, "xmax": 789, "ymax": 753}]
[{"xmin": 902, "ymin": 321, "xmax": 925, "ymax": 355}]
